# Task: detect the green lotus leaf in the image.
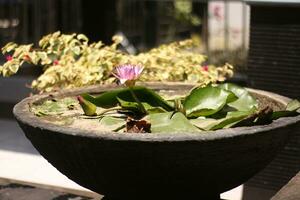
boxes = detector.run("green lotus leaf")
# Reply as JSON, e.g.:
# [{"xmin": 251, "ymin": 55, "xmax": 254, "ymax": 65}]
[
  {"xmin": 183, "ymin": 86, "xmax": 237, "ymax": 117},
  {"xmin": 31, "ymin": 97, "xmax": 77, "ymax": 116},
  {"xmin": 117, "ymin": 97, "xmax": 167, "ymax": 114},
  {"xmin": 190, "ymin": 110, "xmax": 255, "ymax": 131},
  {"xmin": 82, "ymin": 86, "xmax": 173, "ymax": 111},
  {"xmin": 272, "ymin": 111, "xmax": 299, "ymax": 120},
  {"xmin": 81, "ymin": 89, "xmax": 123, "ymax": 108},
  {"xmin": 147, "ymin": 112, "xmax": 200, "ymax": 133},
  {"xmin": 189, "ymin": 117, "xmax": 218, "ymax": 131},
  {"xmin": 99, "ymin": 116, "xmax": 126, "ymax": 132},
  {"xmin": 218, "ymin": 83, "xmax": 258, "ymax": 111}
]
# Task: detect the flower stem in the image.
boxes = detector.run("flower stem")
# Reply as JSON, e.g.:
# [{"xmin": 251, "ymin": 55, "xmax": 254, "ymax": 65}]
[{"xmin": 129, "ymin": 86, "xmax": 147, "ymax": 114}]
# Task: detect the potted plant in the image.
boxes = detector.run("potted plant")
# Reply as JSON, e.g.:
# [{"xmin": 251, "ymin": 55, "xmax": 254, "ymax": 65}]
[{"xmin": 2, "ymin": 32, "xmax": 300, "ymax": 199}]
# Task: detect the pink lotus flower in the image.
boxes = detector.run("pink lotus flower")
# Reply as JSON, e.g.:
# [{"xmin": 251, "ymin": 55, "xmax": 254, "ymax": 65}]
[{"xmin": 112, "ymin": 64, "xmax": 144, "ymax": 87}]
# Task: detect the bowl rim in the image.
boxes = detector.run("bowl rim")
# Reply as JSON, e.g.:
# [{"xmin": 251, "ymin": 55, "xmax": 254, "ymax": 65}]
[{"xmin": 13, "ymin": 82, "xmax": 300, "ymax": 142}]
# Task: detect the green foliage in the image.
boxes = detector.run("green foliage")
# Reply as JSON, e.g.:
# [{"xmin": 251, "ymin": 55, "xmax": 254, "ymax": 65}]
[
  {"xmin": 190, "ymin": 110, "xmax": 255, "ymax": 130},
  {"xmin": 218, "ymin": 83, "xmax": 258, "ymax": 111},
  {"xmin": 173, "ymin": 0, "xmax": 201, "ymax": 26},
  {"xmin": 146, "ymin": 112, "xmax": 200, "ymax": 133},
  {"xmin": 81, "ymin": 86, "xmax": 173, "ymax": 112},
  {"xmin": 30, "ymin": 97, "xmax": 77, "ymax": 116},
  {"xmin": 99, "ymin": 116, "xmax": 126, "ymax": 132},
  {"xmin": 117, "ymin": 98, "xmax": 167, "ymax": 114},
  {"xmin": 183, "ymin": 86, "xmax": 237, "ymax": 117},
  {"xmin": 0, "ymin": 32, "xmax": 233, "ymax": 92},
  {"xmin": 30, "ymin": 83, "xmax": 299, "ymax": 134}
]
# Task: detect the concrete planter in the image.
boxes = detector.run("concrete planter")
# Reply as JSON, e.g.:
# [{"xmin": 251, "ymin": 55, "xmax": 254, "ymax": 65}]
[{"xmin": 13, "ymin": 83, "xmax": 300, "ymax": 200}]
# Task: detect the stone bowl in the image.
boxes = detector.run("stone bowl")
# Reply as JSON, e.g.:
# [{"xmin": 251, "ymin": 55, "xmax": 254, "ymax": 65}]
[{"xmin": 13, "ymin": 83, "xmax": 300, "ymax": 200}]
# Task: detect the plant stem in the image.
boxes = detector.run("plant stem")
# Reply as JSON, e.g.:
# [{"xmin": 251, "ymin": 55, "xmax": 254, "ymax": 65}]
[
  {"xmin": 97, "ymin": 106, "xmax": 122, "ymax": 115},
  {"xmin": 79, "ymin": 106, "xmax": 123, "ymax": 119},
  {"xmin": 129, "ymin": 86, "xmax": 147, "ymax": 114}
]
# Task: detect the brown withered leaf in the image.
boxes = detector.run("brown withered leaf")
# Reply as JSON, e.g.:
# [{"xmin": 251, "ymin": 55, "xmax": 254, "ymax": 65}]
[
  {"xmin": 126, "ymin": 117, "xmax": 151, "ymax": 133},
  {"xmin": 233, "ymin": 106, "xmax": 273, "ymax": 127},
  {"xmin": 254, "ymin": 106, "xmax": 273, "ymax": 125}
]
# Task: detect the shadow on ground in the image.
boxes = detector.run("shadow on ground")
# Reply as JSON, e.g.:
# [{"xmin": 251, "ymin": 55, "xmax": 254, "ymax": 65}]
[{"xmin": 0, "ymin": 118, "xmax": 39, "ymax": 154}]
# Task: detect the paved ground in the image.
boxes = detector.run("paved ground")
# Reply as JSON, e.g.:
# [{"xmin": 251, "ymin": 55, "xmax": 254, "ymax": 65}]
[
  {"xmin": 0, "ymin": 119, "xmax": 88, "ymax": 191},
  {"xmin": 0, "ymin": 178, "xmax": 101, "ymax": 200},
  {"xmin": 0, "ymin": 119, "xmax": 36, "ymax": 154},
  {"xmin": 0, "ymin": 118, "xmax": 276, "ymax": 200}
]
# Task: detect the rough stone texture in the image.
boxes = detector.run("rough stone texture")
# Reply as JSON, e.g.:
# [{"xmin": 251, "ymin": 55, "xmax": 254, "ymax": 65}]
[{"xmin": 13, "ymin": 83, "xmax": 300, "ymax": 200}]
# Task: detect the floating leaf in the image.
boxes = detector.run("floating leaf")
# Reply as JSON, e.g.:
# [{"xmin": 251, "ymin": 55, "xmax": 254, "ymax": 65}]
[
  {"xmin": 218, "ymin": 83, "xmax": 258, "ymax": 111},
  {"xmin": 99, "ymin": 116, "xmax": 126, "ymax": 132},
  {"xmin": 272, "ymin": 111, "xmax": 299, "ymax": 120},
  {"xmin": 117, "ymin": 97, "xmax": 167, "ymax": 114},
  {"xmin": 189, "ymin": 117, "xmax": 218, "ymax": 131},
  {"xmin": 190, "ymin": 109, "xmax": 255, "ymax": 130},
  {"xmin": 117, "ymin": 97, "xmax": 141, "ymax": 113},
  {"xmin": 146, "ymin": 112, "xmax": 200, "ymax": 133},
  {"xmin": 82, "ymin": 86, "xmax": 173, "ymax": 111},
  {"xmin": 272, "ymin": 99, "xmax": 300, "ymax": 120},
  {"xmin": 31, "ymin": 97, "xmax": 77, "ymax": 116},
  {"xmin": 183, "ymin": 86, "xmax": 237, "ymax": 117},
  {"xmin": 81, "ymin": 89, "xmax": 123, "ymax": 108},
  {"xmin": 211, "ymin": 110, "xmax": 256, "ymax": 130}
]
